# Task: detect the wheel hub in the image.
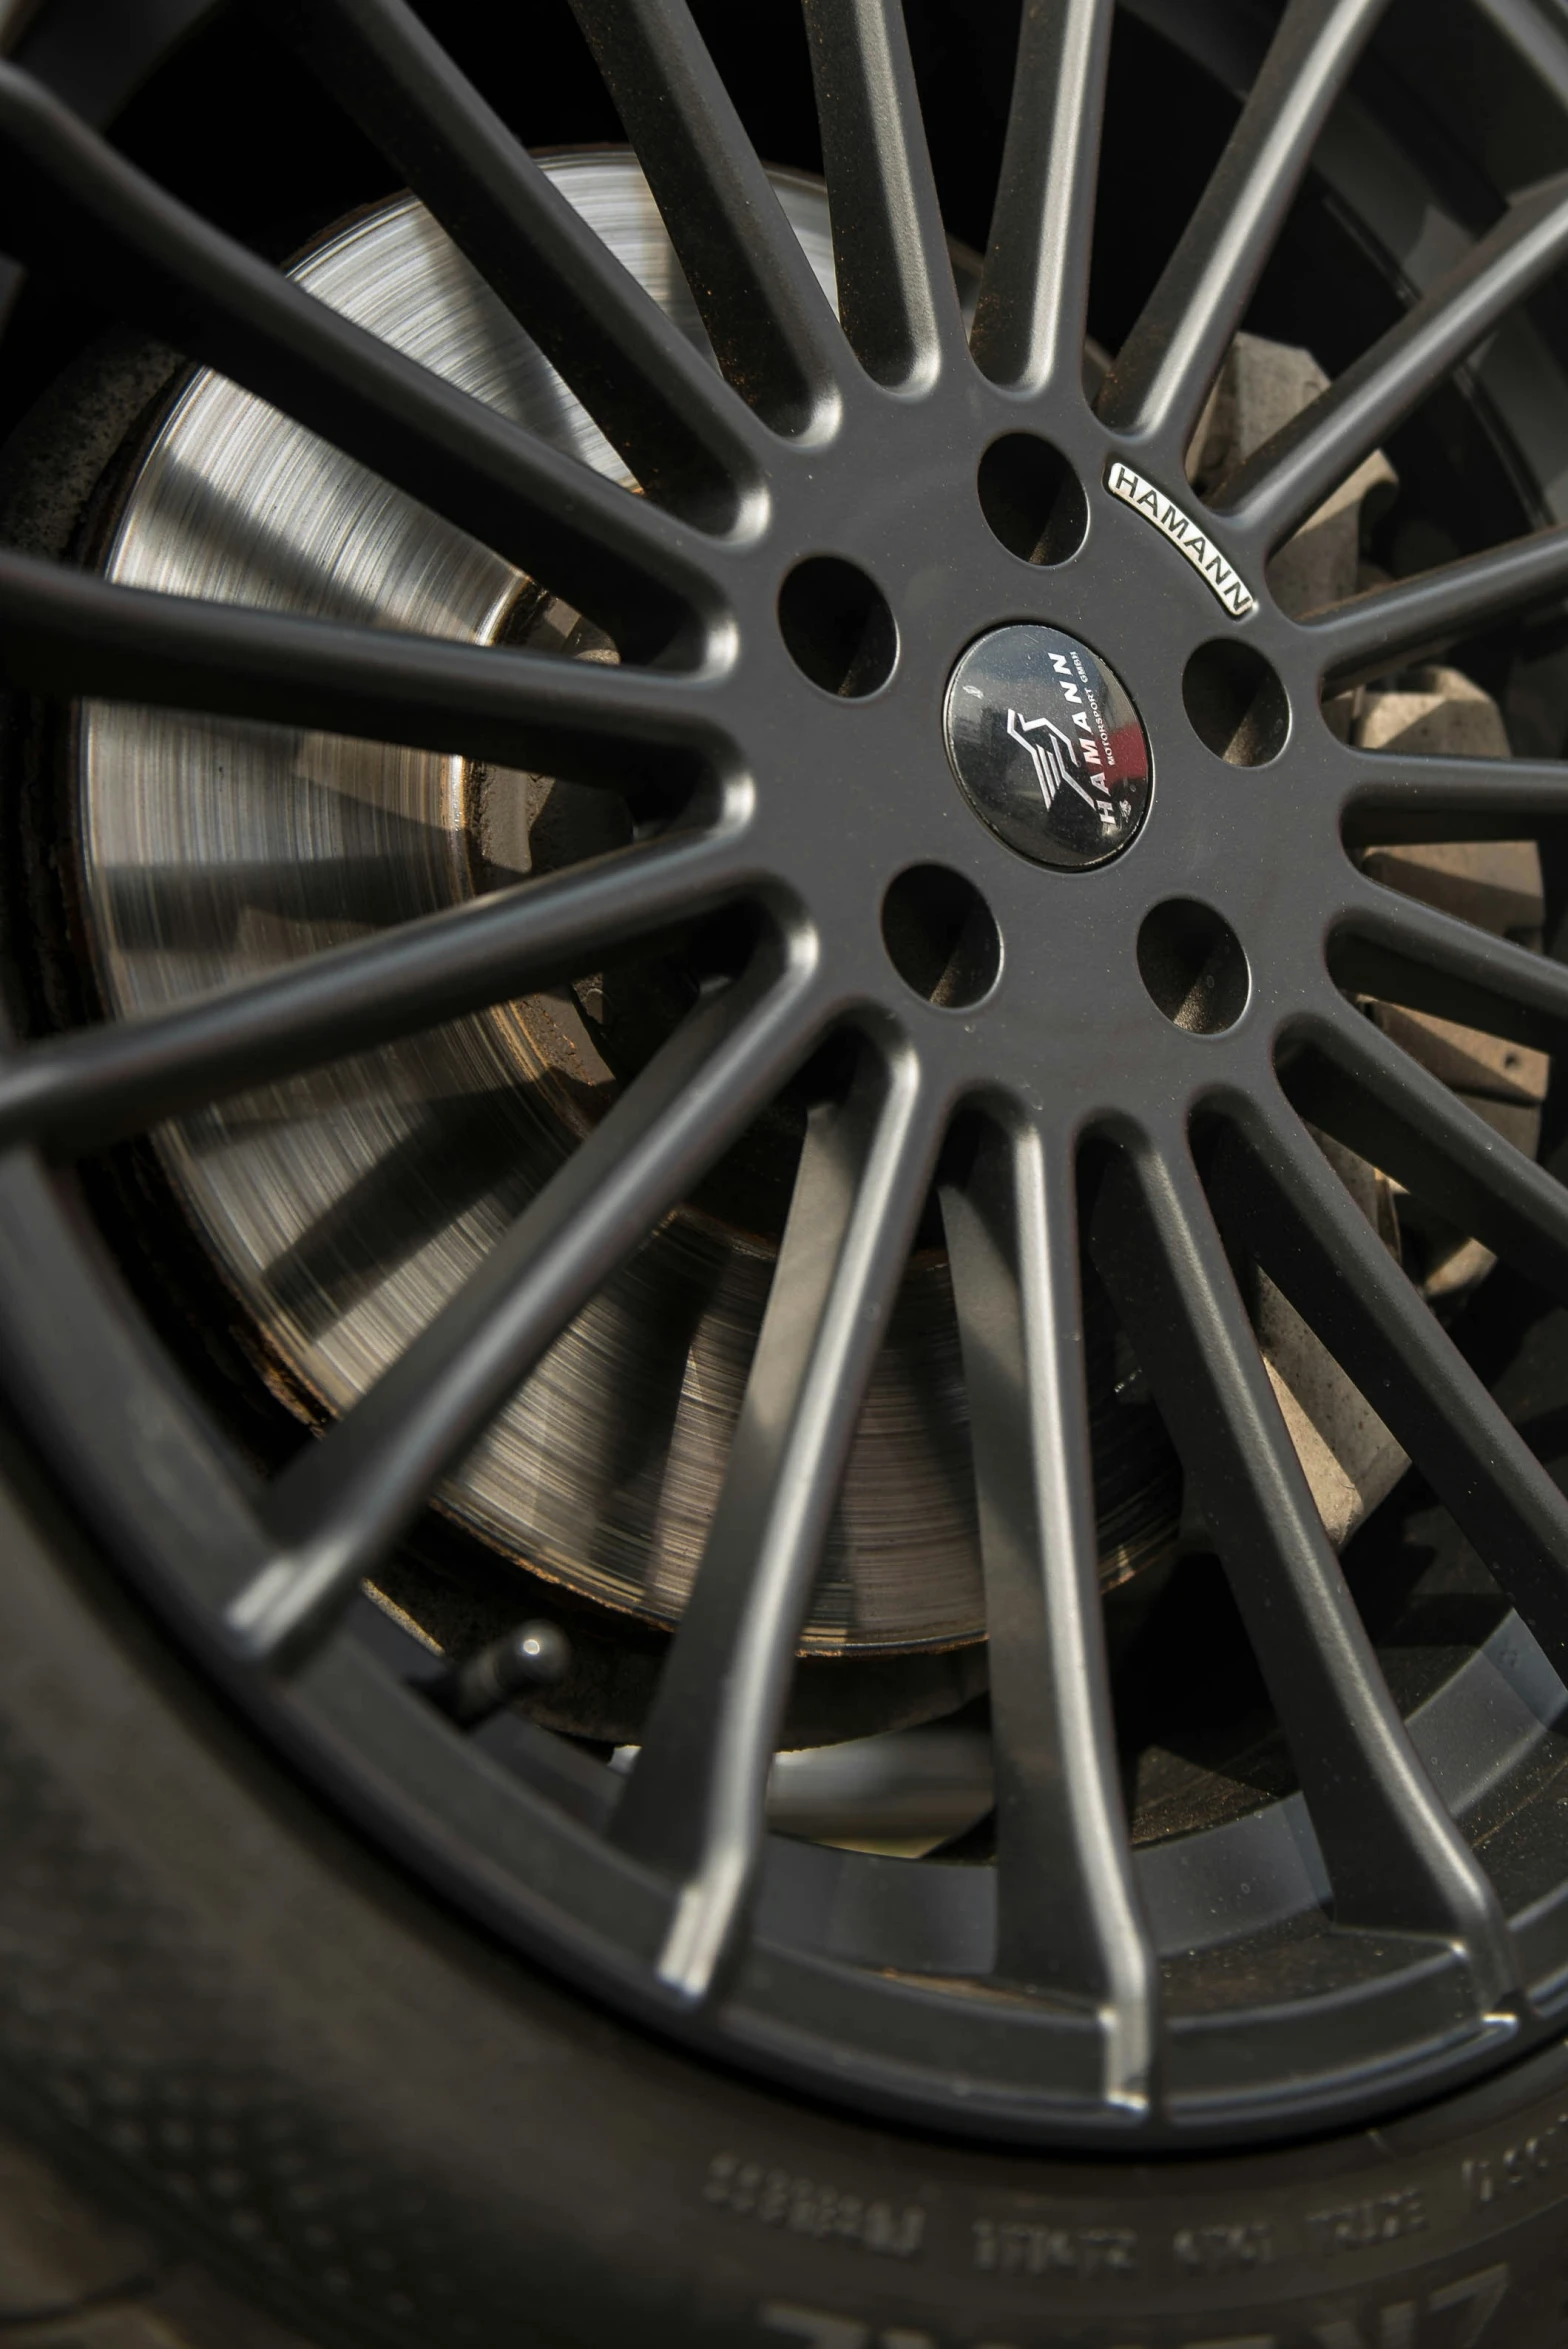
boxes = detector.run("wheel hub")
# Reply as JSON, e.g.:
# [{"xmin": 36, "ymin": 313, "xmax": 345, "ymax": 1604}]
[{"xmin": 943, "ymin": 621, "xmax": 1153, "ymax": 870}]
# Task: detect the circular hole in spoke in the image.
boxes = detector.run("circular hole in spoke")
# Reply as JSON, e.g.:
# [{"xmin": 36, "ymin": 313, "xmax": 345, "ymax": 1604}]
[
  {"xmin": 778, "ymin": 555, "xmax": 897, "ymax": 696},
  {"xmin": 1182, "ymin": 640, "xmax": 1290, "ymax": 765},
  {"xmin": 977, "ymin": 434, "xmax": 1088, "ymax": 565},
  {"xmin": 881, "ymin": 865, "xmax": 1001, "ymax": 1008},
  {"xmin": 1137, "ymin": 899, "xmax": 1249, "ymax": 1034}
]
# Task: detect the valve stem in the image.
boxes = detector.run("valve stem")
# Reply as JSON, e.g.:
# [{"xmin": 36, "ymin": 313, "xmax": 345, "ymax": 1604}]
[{"xmin": 431, "ymin": 1620, "xmax": 571, "ymax": 1726}]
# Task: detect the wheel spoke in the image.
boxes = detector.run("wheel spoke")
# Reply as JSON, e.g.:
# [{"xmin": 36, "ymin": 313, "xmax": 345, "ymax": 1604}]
[
  {"xmin": 970, "ymin": 0, "xmax": 1115, "ymax": 393},
  {"xmin": 0, "ymin": 66, "xmax": 713, "ymax": 657},
  {"xmin": 0, "ymin": 553, "xmax": 727, "ymax": 789},
  {"xmin": 266, "ymin": 0, "xmax": 764, "ymax": 526},
  {"xmin": 1288, "ymin": 1001, "xmax": 1568, "ymax": 1308},
  {"xmin": 1215, "ymin": 174, "xmax": 1568, "ymax": 548},
  {"xmin": 940, "ymin": 1113, "xmax": 1155, "ymax": 2106},
  {"xmin": 567, "ymin": 0, "xmax": 847, "ymax": 432},
  {"xmin": 1087, "ymin": 1124, "xmax": 1515, "ymax": 1992},
  {"xmin": 224, "ymin": 948, "xmax": 826, "ymax": 1661},
  {"xmin": 1313, "ymin": 525, "xmax": 1568, "ymax": 688},
  {"xmin": 609, "ymin": 1038, "xmax": 940, "ymax": 2001},
  {"xmin": 1096, "ymin": 0, "xmax": 1390, "ymax": 454},
  {"xmin": 0, "ymin": 827, "xmax": 752, "ymax": 1156},
  {"xmin": 1207, "ymin": 1095, "xmax": 1568, "ymax": 1683},
  {"xmin": 1331, "ymin": 866, "xmax": 1568, "ymax": 1053},
  {"xmin": 801, "ymin": 0, "xmax": 967, "ymax": 387},
  {"xmin": 1342, "ymin": 749, "xmax": 1568, "ymax": 846}
]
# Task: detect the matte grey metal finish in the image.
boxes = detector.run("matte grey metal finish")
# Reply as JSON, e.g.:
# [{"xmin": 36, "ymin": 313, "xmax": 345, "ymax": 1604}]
[
  {"xmin": 942, "ymin": 1115, "xmax": 1157, "ymax": 2112},
  {"xmin": 262, "ymin": 0, "xmax": 764, "ymax": 525},
  {"xmin": 1314, "ymin": 522, "xmax": 1568, "ymax": 684},
  {"xmin": 1215, "ymin": 173, "xmax": 1568, "ymax": 549},
  {"xmin": 0, "ymin": 67, "xmax": 713, "ymax": 660},
  {"xmin": 1089, "ymin": 1129, "xmax": 1517, "ymax": 2010},
  {"xmin": 1, "ymin": 0, "xmax": 1568, "ymax": 2144},
  {"xmin": 73, "ymin": 165, "xmax": 1018, "ymax": 1659},
  {"xmin": 20, "ymin": 570, "xmax": 719, "ymax": 780},
  {"xmin": 1097, "ymin": 0, "xmax": 1391, "ymax": 451},
  {"xmin": 801, "ymin": 0, "xmax": 969, "ymax": 390},
  {"xmin": 971, "ymin": 0, "xmax": 1115, "ymax": 392},
  {"xmin": 230, "ymin": 944, "xmax": 825, "ymax": 1660},
  {"xmin": 569, "ymin": 0, "xmax": 847, "ymax": 433},
  {"xmin": 1333, "ymin": 865, "xmax": 1568, "ymax": 1052},
  {"xmin": 1209, "ymin": 1097, "xmax": 1568, "ymax": 1688},
  {"xmin": 1294, "ymin": 1005, "xmax": 1568, "ymax": 1306},
  {"xmin": 0, "ymin": 819, "xmax": 752, "ymax": 1153},
  {"xmin": 611, "ymin": 1039, "xmax": 941, "ymax": 1997}
]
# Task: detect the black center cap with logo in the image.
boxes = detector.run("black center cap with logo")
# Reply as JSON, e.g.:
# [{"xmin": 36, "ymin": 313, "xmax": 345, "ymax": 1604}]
[{"xmin": 943, "ymin": 624, "xmax": 1153, "ymax": 871}]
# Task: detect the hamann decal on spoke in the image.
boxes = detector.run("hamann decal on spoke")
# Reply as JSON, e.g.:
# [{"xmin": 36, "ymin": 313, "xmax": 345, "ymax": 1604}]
[{"xmin": 1104, "ymin": 459, "xmax": 1258, "ymax": 619}]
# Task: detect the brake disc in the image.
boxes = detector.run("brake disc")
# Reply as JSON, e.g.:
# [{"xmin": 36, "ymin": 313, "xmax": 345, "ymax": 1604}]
[
  {"xmin": 77, "ymin": 188, "xmax": 1535, "ymax": 1652},
  {"xmin": 76, "ymin": 159, "xmax": 1183, "ymax": 1655}
]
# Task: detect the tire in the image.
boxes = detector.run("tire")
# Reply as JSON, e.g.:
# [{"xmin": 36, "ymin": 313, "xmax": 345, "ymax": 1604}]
[
  {"xmin": 0, "ymin": 1442, "xmax": 1564, "ymax": 2349},
  {"xmin": 6, "ymin": 2, "xmax": 1568, "ymax": 2345}
]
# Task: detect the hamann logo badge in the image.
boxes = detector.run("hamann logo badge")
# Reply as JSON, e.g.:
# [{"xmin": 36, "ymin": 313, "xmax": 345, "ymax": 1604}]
[
  {"xmin": 1104, "ymin": 459, "xmax": 1258, "ymax": 619},
  {"xmin": 943, "ymin": 624, "xmax": 1152, "ymax": 871}
]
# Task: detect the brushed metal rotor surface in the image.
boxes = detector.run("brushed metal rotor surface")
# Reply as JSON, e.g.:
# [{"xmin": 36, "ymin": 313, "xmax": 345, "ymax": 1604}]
[{"xmin": 76, "ymin": 160, "xmax": 1178, "ymax": 1650}]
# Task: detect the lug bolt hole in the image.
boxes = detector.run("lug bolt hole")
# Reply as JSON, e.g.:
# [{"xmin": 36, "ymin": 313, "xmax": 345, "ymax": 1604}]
[
  {"xmin": 778, "ymin": 555, "xmax": 897, "ymax": 696},
  {"xmin": 1137, "ymin": 899, "xmax": 1249, "ymax": 1035},
  {"xmin": 1182, "ymin": 639, "xmax": 1290, "ymax": 765},
  {"xmin": 977, "ymin": 434, "xmax": 1088, "ymax": 566},
  {"xmin": 881, "ymin": 864, "xmax": 1001, "ymax": 1008}
]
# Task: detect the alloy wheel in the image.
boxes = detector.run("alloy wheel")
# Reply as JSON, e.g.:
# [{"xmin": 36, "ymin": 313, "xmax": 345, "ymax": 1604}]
[{"xmin": 0, "ymin": 0, "xmax": 1567, "ymax": 2146}]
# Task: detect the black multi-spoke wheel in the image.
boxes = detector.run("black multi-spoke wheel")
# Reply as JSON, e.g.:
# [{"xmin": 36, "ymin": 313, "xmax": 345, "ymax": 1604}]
[{"xmin": 11, "ymin": 0, "xmax": 1568, "ymax": 2341}]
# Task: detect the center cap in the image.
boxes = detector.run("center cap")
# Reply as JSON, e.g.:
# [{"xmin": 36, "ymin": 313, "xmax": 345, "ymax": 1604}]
[{"xmin": 943, "ymin": 624, "xmax": 1153, "ymax": 871}]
